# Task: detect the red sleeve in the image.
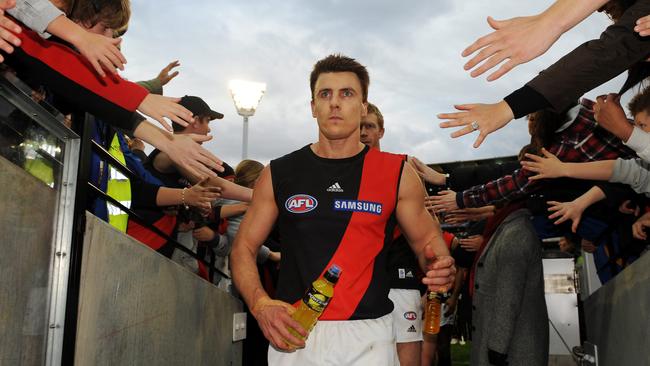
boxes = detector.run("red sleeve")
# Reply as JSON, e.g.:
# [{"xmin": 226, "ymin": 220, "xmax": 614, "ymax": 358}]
[{"xmin": 6, "ymin": 20, "xmax": 148, "ymax": 130}]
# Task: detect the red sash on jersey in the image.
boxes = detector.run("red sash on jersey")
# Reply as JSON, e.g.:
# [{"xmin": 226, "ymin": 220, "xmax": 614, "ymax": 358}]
[{"xmin": 319, "ymin": 149, "xmax": 404, "ymax": 320}]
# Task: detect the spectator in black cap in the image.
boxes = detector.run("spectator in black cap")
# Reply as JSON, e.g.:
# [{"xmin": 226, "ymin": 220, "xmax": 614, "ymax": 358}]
[{"xmin": 147, "ymin": 95, "xmax": 253, "ymax": 203}]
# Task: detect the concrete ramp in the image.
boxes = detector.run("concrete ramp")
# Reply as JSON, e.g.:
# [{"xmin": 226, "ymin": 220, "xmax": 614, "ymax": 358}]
[{"xmin": 75, "ymin": 213, "xmax": 243, "ymax": 366}]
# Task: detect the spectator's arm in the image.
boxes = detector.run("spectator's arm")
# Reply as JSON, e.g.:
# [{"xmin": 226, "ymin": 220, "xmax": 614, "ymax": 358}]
[
  {"xmin": 462, "ymin": 0, "xmax": 608, "ymax": 81},
  {"xmin": 152, "ymin": 149, "xmax": 252, "ymax": 202},
  {"xmin": 527, "ymin": 0, "xmax": 650, "ymax": 113},
  {"xmin": 220, "ymin": 203, "xmax": 248, "ymax": 218},
  {"xmin": 610, "ymin": 158, "xmax": 650, "ymax": 195},
  {"xmin": 43, "ymin": 14, "xmax": 125, "ymax": 77},
  {"xmin": 154, "ymin": 178, "xmax": 221, "ymax": 210},
  {"xmin": 522, "ymin": 148, "xmax": 615, "ymax": 181},
  {"xmin": 460, "ymin": 167, "xmax": 537, "ymax": 209},
  {"xmin": 624, "ymin": 127, "xmax": 650, "ymax": 162},
  {"xmin": 132, "ymin": 121, "xmax": 222, "ymax": 179},
  {"xmin": 547, "ymin": 185, "xmax": 606, "ymax": 233},
  {"xmin": 7, "ymin": 0, "xmax": 60, "ymax": 36}
]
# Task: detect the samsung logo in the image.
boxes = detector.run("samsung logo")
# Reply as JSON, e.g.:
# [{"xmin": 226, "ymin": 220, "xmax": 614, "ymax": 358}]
[
  {"xmin": 333, "ymin": 199, "xmax": 382, "ymax": 215},
  {"xmin": 285, "ymin": 194, "xmax": 318, "ymax": 214}
]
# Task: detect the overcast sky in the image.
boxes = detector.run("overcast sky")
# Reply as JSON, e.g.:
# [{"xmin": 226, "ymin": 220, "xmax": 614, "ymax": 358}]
[{"xmin": 122, "ymin": 0, "xmax": 624, "ymax": 167}]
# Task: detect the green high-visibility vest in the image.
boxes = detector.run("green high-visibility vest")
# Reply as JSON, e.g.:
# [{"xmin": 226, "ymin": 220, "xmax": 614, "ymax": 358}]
[{"xmin": 105, "ymin": 134, "xmax": 131, "ymax": 232}]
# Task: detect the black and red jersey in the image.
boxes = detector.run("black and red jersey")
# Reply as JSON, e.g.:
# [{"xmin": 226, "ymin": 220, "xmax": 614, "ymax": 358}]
[{"xmin": 270, "ymin": 144, "xmax": 405, "ymax": 320}]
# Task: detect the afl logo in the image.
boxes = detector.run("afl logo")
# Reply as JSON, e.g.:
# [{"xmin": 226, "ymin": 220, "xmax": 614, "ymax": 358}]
[
  {"xmin": 285, "ymin": 194, "xmax": 318, "ymax": 214},
  {"xmin": 404, "ymin": 311, "xmax": 417, "ymax": 321}
]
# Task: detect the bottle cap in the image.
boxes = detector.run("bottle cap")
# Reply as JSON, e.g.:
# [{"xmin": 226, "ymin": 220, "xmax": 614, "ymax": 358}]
[{"xmin": 324, "ymin": 264, "xmax": 342, "ymax": 284}]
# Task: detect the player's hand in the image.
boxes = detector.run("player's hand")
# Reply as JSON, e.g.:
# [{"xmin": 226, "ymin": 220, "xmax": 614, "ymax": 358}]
[
  {"xmin": 421, "ymin": 244, "xmax": 456, "ymax": 292},
  {"xmin": 252, "ymin": 297, "xmax": 307, "ymax": 351}
]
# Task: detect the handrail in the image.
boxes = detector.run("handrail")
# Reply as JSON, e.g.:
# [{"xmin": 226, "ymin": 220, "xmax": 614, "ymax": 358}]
[{"xmin": 86, "ymin": 182, "xmax": 229, "ymax": 280}]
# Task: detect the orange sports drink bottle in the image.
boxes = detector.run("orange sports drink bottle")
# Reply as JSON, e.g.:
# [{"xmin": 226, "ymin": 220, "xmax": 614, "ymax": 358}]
[
  {"xmin": 423, "ymin": 290, "xmax": 442, "ymax": 335},
  {"xmin": 289, "ymin": 264, "xmax": 342, "ymax": 339}
]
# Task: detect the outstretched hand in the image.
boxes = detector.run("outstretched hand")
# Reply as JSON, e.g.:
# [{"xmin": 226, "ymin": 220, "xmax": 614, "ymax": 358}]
[
  {"xmin": 166, "ymin": 133, "xmax": 223, "ymax": 178},
  {"xmin": 520, "ymin": 148, "xmax": 566, "ymax": 180},
  {"xmin": 137, "ymin": 94, "xmax": 193, "ymax": 132},
  {"xmin": 185, "ymin": 177, "xmax": 222, "ymax": 210},
  {"xmin": 547, "ymin": 200, "xmax": 584, "ymax": 233},
  {"xmin": 0, "ymin": 1, "xmax": 22, "ymax": 63},
  {"xmin": 157, "ymin": 60, "xmax": 180, "ymax": 86},
  {"xmin": 462, "ymin": 14, "xmax": 560, "ymax": 81},
  {"xmin": 427, "ymin": 190, "xmax": 458, "ymax": 213},
  {"xmin": 75, "ymin": 32, "xmax": 125, "ymax": 77},
  {"xmin": 438, "ymin": 101, "xmax": 514, "ymax": 148}
]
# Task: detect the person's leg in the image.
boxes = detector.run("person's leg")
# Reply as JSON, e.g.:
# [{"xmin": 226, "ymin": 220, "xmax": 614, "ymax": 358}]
[
  {"xmin": 396, "ymin": 341, "xmax": 422, "ymax": 366},
  {"xmin": 388, "ymin": 289, "xmax": 424, "ymax": 365},
  {"xmin": 421, "ymin": 333, "xmax": 437, "ymax": 366}
]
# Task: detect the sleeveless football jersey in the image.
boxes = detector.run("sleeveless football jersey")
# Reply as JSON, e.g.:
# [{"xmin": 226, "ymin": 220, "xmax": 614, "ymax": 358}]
[{"xmin": 270, "ymin": 144, "xmax": 405, "ymax": 320}]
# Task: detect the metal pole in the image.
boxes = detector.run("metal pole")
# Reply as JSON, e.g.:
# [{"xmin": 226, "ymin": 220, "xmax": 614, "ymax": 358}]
[{"xmin": 242, "ymin": 115, "xmax": 249, "ymax": 160}]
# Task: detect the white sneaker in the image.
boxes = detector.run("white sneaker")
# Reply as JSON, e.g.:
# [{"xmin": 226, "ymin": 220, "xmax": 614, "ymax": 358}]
[
  {"xmin": 450, "ymin": 338, "xmax": 458, "ymax": 345},
  {"xmin": 459, "ymin": 336, "xmax": 466, "ymax": 345}
]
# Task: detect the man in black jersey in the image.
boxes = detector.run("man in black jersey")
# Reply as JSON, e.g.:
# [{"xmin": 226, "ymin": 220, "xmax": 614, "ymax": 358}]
[
  {"xmin": 231, "ymin": 54, "xmax": 456, "ymax": 365},
  {"xmin": 361, "ymin": 102, "xmax": 424, "ymax": 366}
]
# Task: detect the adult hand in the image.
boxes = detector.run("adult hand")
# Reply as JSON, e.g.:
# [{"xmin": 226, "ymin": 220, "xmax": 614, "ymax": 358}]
[
  {"xmin": 459, "ymin": 235, "xmax": 483, "ymax": 252},
  {"xmin": 421, "ymin": 244, "xmax": 456, "ymax": 293},
  {"xmin": 408, "ymin": 156, "xmax": 446, "ymax": 185},
  {"xmin": 192, "ymin": 226, "xmax": 216, "ymax": 242},
  {"xmin": 438, "ymin": 101, "xmax": 514, "ymax": 148},
  {"xmin": 137, "ymin": 94, "xmax": 193, "ymax": 132},
  {"xmin": 632, "ymin": 214, "xmax": 650, "ymax": 240},
  {"xmin": 74, "ymin": 32, "xmax": 125, "ymax": 77},
  {"xmin": 521, "ymin": 148, "xmax": 567, "ymax": 180},
  {"xmin": 165, "ymin": 133, "xmax": 223, "ymax": 178},
  {"xmin": 635, "ymin": 14, "xmax": 650, "ymax": 36},
  {"xmin": 462, "ymin": 14, "xmax": 559, "ymax": 81},
  {"xmin": 0, "ymin": 1, "xmax": 22, "ymax": 62},
  {"xmin": 428, "ymin": 190, "xmax": 459, "ymax": 213},
  {"xmin": 185, "ymin": 177, "xmax": 221, "ymax": 210},
  {"xmin": 252, "ymin": 297, "xmax": 307, "ymax": 351},
  {"xmin": 593, "ymin": 94, "xmax": 633, "ymax": 142},
  {"xmin": 547, "ymin": 200, "xmax": 584, "ymax": 233},
  {"xmin": 157, "ymin": 60, "xmax": 180, "ymax": 86}
]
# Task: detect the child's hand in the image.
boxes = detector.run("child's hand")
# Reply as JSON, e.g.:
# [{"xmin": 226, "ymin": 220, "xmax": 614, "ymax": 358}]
[
  {"xmin": 521, "ymin": 148, "xmax": 567, "ymax": 180},
  {"xmin": 547, "ymin": 200, "xmax": 585, "ymax": 233},
  {"xmin": 75, "ymin": 32, "xmax": 126, "ymax": 77}
]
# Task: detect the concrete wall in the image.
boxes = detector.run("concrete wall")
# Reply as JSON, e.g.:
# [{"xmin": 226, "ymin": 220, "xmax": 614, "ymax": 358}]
[
  {"xmin": 0, "ymin": 156, "xmax": 57, "ymax": 365},
  {"xmin": 75, "ymin": 214, "xmax": 243, "ymax": 366},
  {"xmin": 584, "ymin": 252, "xmax": 650, "ymax": 366}
]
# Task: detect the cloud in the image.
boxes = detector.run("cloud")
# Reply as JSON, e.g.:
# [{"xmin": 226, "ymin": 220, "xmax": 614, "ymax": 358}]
[{"xmin": 123, "ymin": 0, "xmax": 613, "ymax": 166}]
